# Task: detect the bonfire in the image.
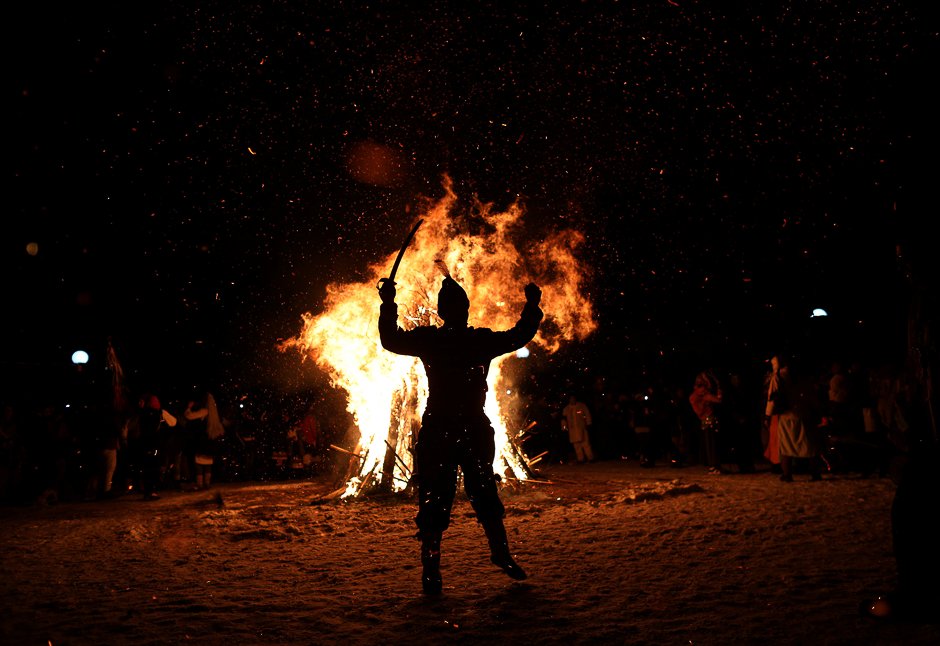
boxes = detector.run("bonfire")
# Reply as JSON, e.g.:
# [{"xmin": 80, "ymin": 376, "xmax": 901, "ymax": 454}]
[{"xmin": 282, "ymin": 177, "xmax": 595, "ymax": 497}]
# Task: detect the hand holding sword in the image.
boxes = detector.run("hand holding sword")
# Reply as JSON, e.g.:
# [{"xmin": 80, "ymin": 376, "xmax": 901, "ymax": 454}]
[{"xmin": 378, "ymin": 219, "xmax": 423, "ymax": 305}]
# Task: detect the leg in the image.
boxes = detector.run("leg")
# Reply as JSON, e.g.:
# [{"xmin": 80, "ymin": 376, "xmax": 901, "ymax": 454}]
[
  {"xmin": 102, "ymin": 449, "xmax": 117, "ymax": 494},
  {"xmin": 479, "ymin": 516, "xmax": 527, "ymax": 580},
  {"xmin": 810, "ymin": 455, "xmax": 823, "ymax": 481},
  {"xmin": 573, "ymin": 442, "xmax": 585, "ymax": 462},
  {"xmin": 460, "ymin": 427, "xmax": 526, "ymax": 581},
  {"xmin": 413, "ymin": 423, "xmax": 458, "ymax": 594},
  {"xmin": 701, "ymin": 424, "xmax": 714, "ymax": 468},
  {"xmin": 419, "ymin": 529, "xmax": 443, "ymax": 595},
  {"xmin": 583, "ymin": 438, "xmax": 595, "ymax": 462}
]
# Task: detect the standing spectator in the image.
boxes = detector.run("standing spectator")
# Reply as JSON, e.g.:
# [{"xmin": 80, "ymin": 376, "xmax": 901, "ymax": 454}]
[
  {"xmin": 826, "ymin": 359, "xmax": 886, "ymax": 475},
  {"xmin": 297, "ymin": 401, "xmax": 320, "ymax": 468},
  {"xmin": 96, "ymin": 405, "xmax": 128, "ymax": 499},
  {"xmin": 160, "ymin": 397, "xmax": 187, "ymax": 490},
  {"xmin": 632, "ymin": 387, "xmax": 658, "ymax": 468},
  {"xmin": 562, "ymin": 394, "xmax": 595, "ymax": 463},
  {"xmin": 136, "ymin": 394, "xmax": 177, "ymax": 500},
  {"xmin": 610, "ymin": 391, "xmax": 635, "ymax": 461},
  {"xmin": 689, "ymin": 370, "xmax": 724, "ymax": 474},
  {"xmin": 827, "ymin": 361, "xmax": 858, "ymax": 438},
  {"xmin": 763, "ymin": 355, "xmax": 787, "ymax": 474},
  {"xmin": 184, "ymin": 391, "xmax": 224, "ymax": 491},
  {"xmin": 776, "ymin": 360, "xmax": 824, "ymax": 482},
  {"xmin": 666, "ymin": 385, "xmax": 698, "ymax": 468},
  {"xmin": 722, "ymin": 371, "xmax": 758, "ymax": 474}
]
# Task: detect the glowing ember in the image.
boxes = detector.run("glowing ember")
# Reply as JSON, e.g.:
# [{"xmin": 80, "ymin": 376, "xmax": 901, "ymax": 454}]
[{"xmin": 281, "ymin": 177, "xmax": 596, "ymax": 496}]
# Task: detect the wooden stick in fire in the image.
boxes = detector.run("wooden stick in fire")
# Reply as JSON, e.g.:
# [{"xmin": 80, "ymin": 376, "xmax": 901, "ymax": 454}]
[
  {"xmin": 384, "ymin": 439, "xmax": 412, "ymax": 475},
  {"xmin": 329, "ymin": 444, "xmax": 364, "ymax": 460}
]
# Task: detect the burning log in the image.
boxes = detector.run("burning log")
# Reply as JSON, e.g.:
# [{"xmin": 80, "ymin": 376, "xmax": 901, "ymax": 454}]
[
  {"xmin": 526, "ymin": 450, "xmax": 550, "ymax": 467},
  {"xmin": 329, "ymin": 444, "xmax": 364, "ymax": 460},
  {"xmin": 380, "ymin": 390, "xmax": 406, "ymax": 492},
  {"xmin": 504, "ymin": 434, "xmax": 536, "ymax": 480},
  {"xmin": 384, "ymin": 440, "xmax": 412, "ymax": 476}
]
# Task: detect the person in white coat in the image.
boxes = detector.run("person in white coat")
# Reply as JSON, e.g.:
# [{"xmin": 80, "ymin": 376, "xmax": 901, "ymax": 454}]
[{"xmin": 562, "ymin": 395, "xmax": 594, "ymax": 462}]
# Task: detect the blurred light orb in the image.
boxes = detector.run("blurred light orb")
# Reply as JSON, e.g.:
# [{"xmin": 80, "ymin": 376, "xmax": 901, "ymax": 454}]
[
  {"xmin": 516, "ymin": 347, "xmax": 530, "ymax": 358},
  {"xmin": 26, "ymin": 242, "xmax": 39, "ymax": 256},
  {"xmin": 346, "ymin": 141, "xmax": 404, "ymax": 186},
  {"xmin": 811, "ymin": 308, "xmax": 829, "ymax": 318},
  {"xmin": 71, "ymin": 350, "xmax": 89, "ymax": 365}
]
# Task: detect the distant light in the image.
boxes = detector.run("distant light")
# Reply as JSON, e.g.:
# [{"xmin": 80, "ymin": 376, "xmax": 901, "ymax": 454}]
[
  {"xmin": 71, "ymin": 350, "xmax": 89, "ymax": 365},
  {"xmin": 516, "ymin": 347, "xmax": 530, "ymax": 358},
  {"xmin": 26, "ymin": 242, "xmax": 39, "ymax": 256},
  {"xmin": 811, "ymin": 308, "xmax": 829, "ymax": 318}
]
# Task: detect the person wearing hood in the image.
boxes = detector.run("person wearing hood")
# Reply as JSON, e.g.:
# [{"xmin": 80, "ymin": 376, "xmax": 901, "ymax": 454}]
[{"xmin": 379, "ymin": 275, "xmax": 543, "ymax": 595}]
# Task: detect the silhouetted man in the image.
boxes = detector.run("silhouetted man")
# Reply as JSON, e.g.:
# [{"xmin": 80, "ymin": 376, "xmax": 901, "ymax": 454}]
[{"xmin": 378, "ymin": 275, "xmax": 542, "ymax": 594}]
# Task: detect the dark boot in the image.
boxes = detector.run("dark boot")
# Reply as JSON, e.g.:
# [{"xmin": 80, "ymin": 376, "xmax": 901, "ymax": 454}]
[
  {"xmin": 420, "ymin": 532, "xmax": 443, "ymax": 595},
  {"xmin": 779, "ymin": 455, "xmax": 793, "ymax": 482},
  {"xmin": 482, "ymin": 519, "xmax": 527, "ymax": 581}
]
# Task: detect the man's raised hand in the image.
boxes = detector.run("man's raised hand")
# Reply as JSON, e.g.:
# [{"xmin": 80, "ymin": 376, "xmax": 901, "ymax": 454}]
[
  {"xmin": 378, "ymin": 279, "xmax": 397, "ymax": 304},
  {"xmin": 524, "ymin": 282, "xmax": 541, "ymax": 306}
]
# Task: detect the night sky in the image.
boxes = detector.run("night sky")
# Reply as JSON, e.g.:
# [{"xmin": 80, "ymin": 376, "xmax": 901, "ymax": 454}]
[{"xmin": 7, "ymin": 2, "xmax": 938, "ymax": 403}]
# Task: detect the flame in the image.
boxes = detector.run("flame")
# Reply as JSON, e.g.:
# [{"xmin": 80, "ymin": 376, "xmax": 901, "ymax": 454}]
[{"xmin": 281, "ymin": 177, "xmax": 595, "ymax": 496}]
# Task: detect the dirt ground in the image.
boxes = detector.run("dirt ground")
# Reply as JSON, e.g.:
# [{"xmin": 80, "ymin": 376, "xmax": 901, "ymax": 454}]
[{"xmin": 2, "ymin": 459, "xmax": 938, "ymax": 645}]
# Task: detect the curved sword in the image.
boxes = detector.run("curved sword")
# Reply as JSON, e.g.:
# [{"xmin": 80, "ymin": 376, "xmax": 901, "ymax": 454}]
[{"xmin": 378, "ymin": 219, "xmax": 423, "ymax": 288}]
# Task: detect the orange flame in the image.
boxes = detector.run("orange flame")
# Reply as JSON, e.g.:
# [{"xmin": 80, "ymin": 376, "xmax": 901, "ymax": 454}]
[{"xmin": 281, "ymin": 177, "xmax": 595, "ymax": 496}]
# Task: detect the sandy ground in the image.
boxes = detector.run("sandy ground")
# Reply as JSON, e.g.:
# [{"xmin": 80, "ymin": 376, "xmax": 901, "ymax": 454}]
[{"xmin": 1, "ymin": 460, "xmax": 937, "ymax": 646}]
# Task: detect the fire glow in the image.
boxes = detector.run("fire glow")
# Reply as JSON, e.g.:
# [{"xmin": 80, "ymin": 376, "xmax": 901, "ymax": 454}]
[{"xmin": 282, "ymin": 178, "xmax": 596, "ymax": 497}]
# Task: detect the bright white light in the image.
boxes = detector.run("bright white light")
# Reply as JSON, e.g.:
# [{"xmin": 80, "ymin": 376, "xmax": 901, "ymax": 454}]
[
  {"xmin": 71, "ymin": 350, "xmax": 89, "ymax": 365},
  {"xmin": 811, "ymin": 308, "xmax": 829, "ymax": 318},
  {"xmin": 515, "ymin": 347, "xmax": 530, "ymax": 358}
]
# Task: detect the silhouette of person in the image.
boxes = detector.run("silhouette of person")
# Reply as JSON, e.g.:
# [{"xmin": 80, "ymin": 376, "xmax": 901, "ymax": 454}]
[
  {"xmin": 689, "ymin": 369, "xmax": 724, "ymax": 474},
  {"xmin": 378, "ymin": 275, "xmax": 543, "ymax": 595},
  {"xmin": 763, "ymin": 355, "xmax": 787, "ymax": 473},
  {"xmin": 136, "ymin": 393, "xmax": 178, "ymax": 500},
  {"xmin": 184, "ymin": 391, "xmax": 224, "ymax": 491},
  {"xmin": 562, "ymin": 394, "xmax": 595, "ymax": 463}
]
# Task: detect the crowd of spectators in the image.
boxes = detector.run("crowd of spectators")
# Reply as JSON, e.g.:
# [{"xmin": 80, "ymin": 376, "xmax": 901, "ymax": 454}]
[{"xmin": 0, "ymin": 378, "xmax": 333, "ymax": 506}]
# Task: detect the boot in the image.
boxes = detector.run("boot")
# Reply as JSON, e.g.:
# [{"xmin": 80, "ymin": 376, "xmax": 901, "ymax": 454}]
[
  {"xmin": 420, "ymin": 531, "xmax": 443, "ymax": 595},
  {"xmin": 482, "ymin": 519, "xmax": 527, "ymax": 581},
  {"xmin": 779, "ymin": 455, "xmax": 793, "ymax": 482}
]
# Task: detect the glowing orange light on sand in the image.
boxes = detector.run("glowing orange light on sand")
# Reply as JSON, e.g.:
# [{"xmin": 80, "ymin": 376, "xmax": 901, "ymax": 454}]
[{"xmin": 281, "ymin": 177, "xmax": 595, "ymax": 496}]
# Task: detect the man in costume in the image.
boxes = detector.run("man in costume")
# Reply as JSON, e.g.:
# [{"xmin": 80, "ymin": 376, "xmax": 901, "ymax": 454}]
[{"xmin": 378, "ymin": 275, "xmax": 542, "ymax": 594}]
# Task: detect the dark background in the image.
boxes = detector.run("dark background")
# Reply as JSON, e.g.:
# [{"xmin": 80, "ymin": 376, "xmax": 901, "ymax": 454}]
[{"xmin": 6, "ymin": 2, "xmax": 938, "ymax": 406}]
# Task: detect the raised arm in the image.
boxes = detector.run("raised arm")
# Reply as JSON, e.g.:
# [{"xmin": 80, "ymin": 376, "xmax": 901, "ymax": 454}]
[{"xmin": 482, "ymin": 282, "xmax": 544, "ymax": 357}]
